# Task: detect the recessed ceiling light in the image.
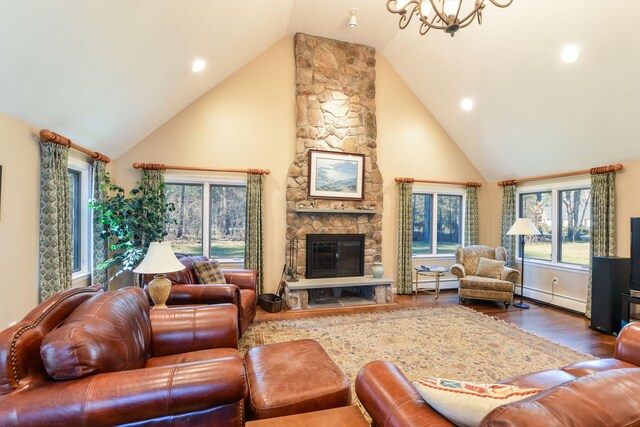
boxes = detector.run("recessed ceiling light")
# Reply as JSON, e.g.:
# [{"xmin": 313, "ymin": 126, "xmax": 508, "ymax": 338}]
[
  {"xmin": 561, "ymin": 45, "xmax": 580, "ymax": 63},
  {"xmin": 461, "ymin": 98, "xmax": 473, "ymax": 111},
  {"xmin": 192, "ymin": 59, "xmax": 206, "ymax": 73}
]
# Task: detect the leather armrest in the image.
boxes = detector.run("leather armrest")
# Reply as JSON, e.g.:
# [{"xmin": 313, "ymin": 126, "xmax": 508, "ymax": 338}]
[
  {"xmin": 614, "ymin": 322, "xmax": 640, "ymax": 366},
  {"xmin": 501, "ymin": 267, "xmax": 520, "ymax": 284},
  {"xmin": 0, "ymin": 357, "xmax": 247, "ymax": 427},
  {"xmin": 164, "ymin": 283, "xmax": 240, "ymax": 305},
  {"xmin": 150, "ymin": 304, "xmax": 239, "ymax": 356},
  {"xmin": 355, "ymin": 361, "xmax": 452, "ymax": 427},
  {"xmin": 223, "ymin": 269, "xmax": 257, "ymax": 292},
  {"xmin": 450, "ymin": 263, "xmax": 466, "ymax": 279}
]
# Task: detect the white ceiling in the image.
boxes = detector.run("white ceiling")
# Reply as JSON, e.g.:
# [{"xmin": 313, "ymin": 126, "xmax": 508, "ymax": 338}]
[{"xmin": 1, "ymin": 1, "xmax": 639, "ymax": 181}]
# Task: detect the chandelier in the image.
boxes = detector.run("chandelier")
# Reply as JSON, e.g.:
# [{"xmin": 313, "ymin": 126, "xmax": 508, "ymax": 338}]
[{"xmin": 386, "ymin": 0, "xmax": 513, "ymax": 37}]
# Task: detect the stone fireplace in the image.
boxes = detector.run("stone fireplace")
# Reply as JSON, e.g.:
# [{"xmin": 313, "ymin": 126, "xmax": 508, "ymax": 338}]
[{"xmin": 286, "ymin": 33, "xmax": 383, "ymax": 280}]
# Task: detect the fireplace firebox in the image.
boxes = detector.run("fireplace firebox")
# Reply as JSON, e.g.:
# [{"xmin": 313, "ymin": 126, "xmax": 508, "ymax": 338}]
[{"xmin": 306, "ymin": 234, "xmax": 365, "ymax": 279}]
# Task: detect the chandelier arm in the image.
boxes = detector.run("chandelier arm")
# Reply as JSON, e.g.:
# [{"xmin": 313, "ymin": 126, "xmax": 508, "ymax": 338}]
[
  {"xmin": 428, "ymin": 0, "xmax": 448, "ymax": 22},
  {"xmin": 420, "ymin": 14, "xmax": 447, "ymax": 31},
  {"xmin": 488, "ymin": 0, "xmax": 513, "ymax": 7},
  {"xmin": 456, "ymin": 6, "xmax": 484, "ymax": 27},
  {"xmin": 398, "ymin": 8, "xmax": 418, "ymax": 29},
  {"xmin": 459, "ymin": 15, "xmax": 480, "ymax": 28}
]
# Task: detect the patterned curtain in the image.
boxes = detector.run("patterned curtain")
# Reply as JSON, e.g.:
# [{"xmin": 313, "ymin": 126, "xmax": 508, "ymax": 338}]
[
  {"xmin": 397, "ymin": 181, "xmax": 413, "ymax": 294},
  {"xmin": 500, "ymin": 184, "xmax": 517, "ymax": 268},
  {"xmin": 245, "ymin": 173, "xmax": 264, "ymax": 295},
  {"xmin": 91, "ymin": 160, "xmax": 109, "ymax": 290},
  {"xmin": 39, "ymin": 143, "xmax": 72, "ymax": 301},
  {"xmin": 464, "ymin": 185, "xmax": 479, "ymax": 246},
  {"xmin": 585, "ymin": 171, "xmax": 616, "ymax": 318},
  {"xmin": 140, "ymin": 169, "xmax": 165, "ymax": 250}
]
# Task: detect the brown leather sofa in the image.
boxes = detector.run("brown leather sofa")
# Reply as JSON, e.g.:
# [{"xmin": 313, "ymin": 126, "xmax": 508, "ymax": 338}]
[
  {"xmin": 144, "ymin": 255, "xmax": 257, "ymax": 336},
  {"xmin": 0, "ymin": 286, "xmax": 247, "ymax": 426},
  {"xmin": 356, "ymin": 322, "xmax": 640, "ymax": 426}
]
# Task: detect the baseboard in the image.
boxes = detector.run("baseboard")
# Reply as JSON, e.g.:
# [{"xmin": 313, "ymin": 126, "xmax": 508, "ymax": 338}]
[{"xmin": 516, "ymin": 286, "xmax": 586, "ymax": 314}]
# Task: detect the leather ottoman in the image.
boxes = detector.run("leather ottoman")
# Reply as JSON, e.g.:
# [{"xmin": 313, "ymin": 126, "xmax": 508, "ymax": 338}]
[{"xmin": 245, "ymin": 339, "xmax": 351, "ymax": 420}]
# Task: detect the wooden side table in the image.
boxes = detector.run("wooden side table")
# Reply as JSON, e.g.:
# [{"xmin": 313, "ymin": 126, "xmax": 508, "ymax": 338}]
[
  {"xmin": 414, "ymin": 267, "xmax": 448, "ymax": 301},
  {"xmin": 246, "ymin": 405, "xmax": 368, "ymax": 427}
]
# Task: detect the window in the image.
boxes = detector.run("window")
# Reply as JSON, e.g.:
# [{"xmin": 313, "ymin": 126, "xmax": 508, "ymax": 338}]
[
  {"xmin": 517, "ymin": 183, "xmax": 591, "ymax": 267},
  {"xmin": 164, "ymin": 178, "xmax": 247, "ymax": 262},
  {"xmin": 412, "ymin": 192, "xmax": 463, "ymax": 256},
  {"xmin": 68, "ymin": 157, "xmax": 90, "ymax": 279},
  {"xmin": 164, "ymin": 184, "xmax": 204, "ymax": 256},
  {"xmin": 519, "ymin": 191, "xmax": 552, "ymax": 261},
  {"xmin": 68, "ymin": 170, "xmax": 81, "ymax": 272},
  {"xmin": 210, "ymin": 185, "xmax": 246, "ymax": 259},
  {"xmin": 559, "ymin": 188, "xmax": 591, "ymax": 265}
]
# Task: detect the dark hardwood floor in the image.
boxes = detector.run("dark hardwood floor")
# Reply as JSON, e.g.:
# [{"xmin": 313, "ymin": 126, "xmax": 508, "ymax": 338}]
[{"xmin": 255, "ymin": 290, "xmax": 617, "ymax": 358}]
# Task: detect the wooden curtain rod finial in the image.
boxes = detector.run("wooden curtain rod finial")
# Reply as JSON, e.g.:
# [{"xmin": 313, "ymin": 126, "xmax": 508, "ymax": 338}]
[
  {"xmin": 133, "ymin": 162, "xmax": 165, "ymax": 171},
  {"xmin": 590, "ymin": 164, "xmax": 623, "ymax": 174},
  {"xmin": 394, "ymin": 177, "xmax": 415, "ymax": 183},
  {"xmin": 247, "ymin": 168, "xmax": 271, "ymax": 175},
  {"xmin": 92, "ymin": 152, "xmax": 110, "ymax": 163},
  {"xmin": 39, "ymin": 129, "xmax": 72, "ymax": 148}
]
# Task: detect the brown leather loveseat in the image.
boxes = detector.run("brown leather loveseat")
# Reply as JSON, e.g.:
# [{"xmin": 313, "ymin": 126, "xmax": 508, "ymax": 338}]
[
  {"xmin": 356, "ymin": 322, "xmax": 640, "ymax": 426},
  {"xmin": 0, "ymin": 286, "xmax": 247, "ymax": 426},
  {"xmin": 145, "ymin": 255, "xmax": 257, "ymax": 336}
]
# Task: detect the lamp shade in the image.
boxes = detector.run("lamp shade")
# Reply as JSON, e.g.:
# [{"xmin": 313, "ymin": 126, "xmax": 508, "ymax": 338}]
[
  {"xmin": 133, "ymin": 242, "xmax": 185, "ymax": 274},
  {"xmin": 507, "ymin": 218, "xmax": 541, "ymax": 236}
]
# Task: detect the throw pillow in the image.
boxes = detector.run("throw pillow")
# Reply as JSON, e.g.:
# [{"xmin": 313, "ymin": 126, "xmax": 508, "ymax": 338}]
[
  {"xmin": 413, "ymin": 377, "xmax": 541, "ymax": 427},
  {"xmin": 193, "ymin": 260, "xmax": 227, "ymax": 284},
  {"xmin": 475, "ymin": 257, "xmax": 505, "ymax": 279}
]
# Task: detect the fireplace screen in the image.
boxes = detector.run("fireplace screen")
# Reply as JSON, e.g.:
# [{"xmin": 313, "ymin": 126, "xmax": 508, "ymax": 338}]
[{"xmin": 306, "ymin": 234, "xmax": 365, "ymax": 279}]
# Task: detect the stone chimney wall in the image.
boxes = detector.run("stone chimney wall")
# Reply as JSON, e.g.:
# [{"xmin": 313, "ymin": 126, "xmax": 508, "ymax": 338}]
[{"xmin": 286, "ymin": 33, "xmax": 383, "ymax": 278}]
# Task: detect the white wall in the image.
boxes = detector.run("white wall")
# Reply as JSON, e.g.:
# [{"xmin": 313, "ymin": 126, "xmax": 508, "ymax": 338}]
[{"xmin": 0, "ymin": 113, "xmax": 40, "ymax": 327}]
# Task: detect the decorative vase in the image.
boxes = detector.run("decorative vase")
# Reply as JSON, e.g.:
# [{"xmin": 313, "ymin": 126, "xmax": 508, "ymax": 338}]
[
  {"xmin": 147, "ymin": 274, "xmax": 171, "ymax": 308},
  {"xmin": 371, "ymin": 261, "xmax": 384, "ymax": 278}
]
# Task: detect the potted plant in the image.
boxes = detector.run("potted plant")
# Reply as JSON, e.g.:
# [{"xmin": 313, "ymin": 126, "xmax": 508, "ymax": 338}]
[{"xmin": 91, "ymin": 173, "xmax": 174, "ymax": 285}]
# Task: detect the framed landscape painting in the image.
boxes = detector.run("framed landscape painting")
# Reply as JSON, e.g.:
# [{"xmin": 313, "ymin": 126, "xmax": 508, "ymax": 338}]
[{"xmin": 308, "ymin": 150, "xmax": 364, "ymax": 200}]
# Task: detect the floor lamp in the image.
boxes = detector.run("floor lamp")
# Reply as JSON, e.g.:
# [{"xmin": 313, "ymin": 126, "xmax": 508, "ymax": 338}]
[{"xmin": 507, "ymin": 218, "xmax": 541, "ymax": 309}]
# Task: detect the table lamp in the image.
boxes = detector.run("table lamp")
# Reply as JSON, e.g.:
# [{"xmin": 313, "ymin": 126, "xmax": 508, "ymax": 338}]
[
  {"xmin": 507, "ymin": 218, "xmax": 541, "ymax": 309},
  {"xmin": 133, "ymin": 242, "xmax": 185, "ymax": 308}
]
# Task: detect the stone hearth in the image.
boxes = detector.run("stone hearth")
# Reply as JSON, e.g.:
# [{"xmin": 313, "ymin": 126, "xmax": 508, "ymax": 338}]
[{"xmin": 285, "ymin": 276, "xmax": 394, "ymax": 310}]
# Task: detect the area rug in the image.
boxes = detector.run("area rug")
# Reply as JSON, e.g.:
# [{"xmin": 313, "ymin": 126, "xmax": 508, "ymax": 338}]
[{"xmin": 239, "ymin": 306, "xmax": 595, "ymax": 416}]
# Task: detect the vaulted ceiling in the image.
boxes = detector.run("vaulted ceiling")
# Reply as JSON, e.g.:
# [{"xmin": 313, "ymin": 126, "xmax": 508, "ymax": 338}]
[{"xmin": 2, "ymin": 1, "xmax": 639, "ymax": 181}]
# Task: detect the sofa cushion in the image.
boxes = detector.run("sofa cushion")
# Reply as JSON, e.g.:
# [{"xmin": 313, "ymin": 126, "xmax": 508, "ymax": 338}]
[
  {"xmin": 459, "ymin": 276, "xmax": 514, "ymax": 292},
  {"xmin": 475, "ymin": 257, "xmax": 505, "ymax": 279},
  {"xmin": 40, "ymin": 287, "xmax": 151, "ymax": 380},
  {"xmin": 194, "ymin": 260, "xmax": 227, "ymax": 284},
  {"xmin": 146, "ymin": 348, "xmax": 241, "ymax": 368},
  {"xmin": 413, "ymin": 377, "xmax": 541, "ymax": 427}
]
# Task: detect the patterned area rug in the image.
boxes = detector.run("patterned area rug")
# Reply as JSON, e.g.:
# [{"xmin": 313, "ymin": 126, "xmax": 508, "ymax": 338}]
[{"xmin": 239, "ymin": 306, "xmax": 595, "ymax": 416}]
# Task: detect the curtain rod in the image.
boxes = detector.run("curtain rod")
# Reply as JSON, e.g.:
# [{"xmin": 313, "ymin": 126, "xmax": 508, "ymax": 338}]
[
  {"xmin": 39, "ymin": 129, "xmax": 111, "ymax": 163},
  {"xmin": 133, "ymin": 162, "xmax": 271, "ymax": 175},
  {"xmin": 395, "ymin": 177, "xmax": 482, "ymax": 187},
  {"xmin": 497, "ymin": 164, "xmax": 623, "ymax": 187}
]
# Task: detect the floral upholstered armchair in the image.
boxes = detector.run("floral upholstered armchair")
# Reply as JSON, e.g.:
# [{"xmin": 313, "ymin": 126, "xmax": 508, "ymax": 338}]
[{"xmin": 450, "ymin": 245, "xmax": 520, "ymax": 309}]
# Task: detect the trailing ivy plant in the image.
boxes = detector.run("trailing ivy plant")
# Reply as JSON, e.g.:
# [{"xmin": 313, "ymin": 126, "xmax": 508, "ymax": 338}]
[{"xmin": 91, "ymin": 172, "xmax": 174, "ymax": 277}]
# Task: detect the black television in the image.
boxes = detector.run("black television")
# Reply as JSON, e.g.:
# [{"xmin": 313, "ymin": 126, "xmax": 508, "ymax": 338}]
[{"xmin": 631, "ymin": 218, "xmax": 640, "ymax": 291}]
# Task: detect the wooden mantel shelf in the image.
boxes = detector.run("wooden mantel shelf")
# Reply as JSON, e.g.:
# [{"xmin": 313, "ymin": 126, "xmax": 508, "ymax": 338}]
[{"xmin": 294, "ymin": 208, "xmax": 379, "ymax": 215}]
